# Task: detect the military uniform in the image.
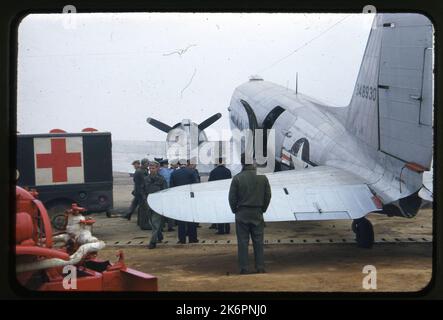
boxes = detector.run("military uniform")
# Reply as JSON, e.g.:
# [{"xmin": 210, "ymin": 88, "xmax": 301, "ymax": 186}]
[
  {"xmin": 192, "ymin": 168, "xmax": 201, "ymax": 183},
  {"xmin": 144, "ymin": 173, "xmax": 167, "ymax": 246},
  {"xmin": 209, "ymin": 164, "xmax": 232, "ymax": 234},
  {"xmin": 170, "ymin": 166, "xmax": 198, "ymax": 243},
  {"xmin": 228, "ymin": 164, "xmax": 271, "ymax": 273},
  {"xmin": 134, "ymin": 167, "xmax": 152, "ymax": 230},
  {"xmin": 159, "ymin": 165, "xmax": 175, "ymax": 231},
  {"xmin": 124, "ymin": 166, "xmax": 142, "ymax": 220}
]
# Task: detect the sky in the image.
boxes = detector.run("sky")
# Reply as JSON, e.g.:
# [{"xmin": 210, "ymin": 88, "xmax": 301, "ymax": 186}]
[{"xmin": 17, "ymin": 12, "xmax": 375, "ymax": 141}]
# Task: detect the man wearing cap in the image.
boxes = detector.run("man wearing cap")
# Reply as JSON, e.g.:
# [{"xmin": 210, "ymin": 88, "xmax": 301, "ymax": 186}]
[
  {"xmin": 123, "ymin": 160, "xmax": 141, "ymax": 220},
  {"xmin": 209, "ymin": 157, "xmax": 232, "ymax": 234},
  {"xmin": 158, "ymin": 159, "xmax": 175, "ymax": 232},
  {"xmin": 137, "ymin": 158, "xmax": 152, "ymax": 230},
  {"xmin": 144, "ymin": 160, "xmax": 167, "ymax": 249},
  {"xmin": 170, "ymin": 159, "xmax": 199, "ymax": 244},
  {"xmin": 229, "ymin": 153, "xmax": 271, "ymax": 274}
]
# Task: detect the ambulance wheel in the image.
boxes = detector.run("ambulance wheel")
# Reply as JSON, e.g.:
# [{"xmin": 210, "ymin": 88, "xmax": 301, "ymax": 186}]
[
  {"xmin": 352, "ymin": 217, "xmax": 374, "ymax": 249},
  {"xmin": 46, "ymin": 201, "xmax": 70, "ymax": 231}
]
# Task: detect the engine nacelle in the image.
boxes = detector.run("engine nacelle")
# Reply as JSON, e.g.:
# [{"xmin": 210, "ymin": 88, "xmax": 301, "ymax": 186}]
[{"xmin": 380, "ymin": 191, "xmax": 423, "ymax": 218}]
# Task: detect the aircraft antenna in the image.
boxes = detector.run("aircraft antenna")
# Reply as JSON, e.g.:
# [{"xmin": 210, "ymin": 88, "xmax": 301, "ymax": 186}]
[{"xmin": 296, "ymin": 72, "xmax": 298, "ymax": 94}]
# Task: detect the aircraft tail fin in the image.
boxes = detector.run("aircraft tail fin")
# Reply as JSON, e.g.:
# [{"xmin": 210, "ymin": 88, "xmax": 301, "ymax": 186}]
[{"xmin": 343, "ymin": 13, "xmax": 433, "ymax": 170}]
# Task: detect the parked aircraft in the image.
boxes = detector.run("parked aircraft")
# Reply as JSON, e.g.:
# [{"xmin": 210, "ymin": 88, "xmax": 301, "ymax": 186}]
[{"xmin": 147, "ymin": 13, "xmax": 434, "ymax": 248}]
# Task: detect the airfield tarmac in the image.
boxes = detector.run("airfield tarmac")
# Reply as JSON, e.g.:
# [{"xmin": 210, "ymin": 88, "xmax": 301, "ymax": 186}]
[{"xmin": 92, "ymin": 173, "xmax": 433, "ymax": 292}]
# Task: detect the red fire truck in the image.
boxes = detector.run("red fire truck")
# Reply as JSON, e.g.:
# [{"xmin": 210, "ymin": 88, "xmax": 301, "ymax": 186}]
[{"xmin": 16, "ymin": 128, "xmax": 113, "ymax": 229}]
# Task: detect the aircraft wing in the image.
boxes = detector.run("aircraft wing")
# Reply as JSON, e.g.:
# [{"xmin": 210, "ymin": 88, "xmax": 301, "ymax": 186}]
[{"xmin": 147, "ymin": 166, "xmax": 380, "ymax": 223}]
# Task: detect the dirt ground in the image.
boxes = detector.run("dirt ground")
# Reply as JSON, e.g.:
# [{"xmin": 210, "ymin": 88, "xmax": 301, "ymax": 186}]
[
  {"xmin": 92, "ymin": 172, "xmax": 433, "ymax": 292},
  {"xmin": 99, "ymin": 243, "xmax": 432, "ymax": 292}
]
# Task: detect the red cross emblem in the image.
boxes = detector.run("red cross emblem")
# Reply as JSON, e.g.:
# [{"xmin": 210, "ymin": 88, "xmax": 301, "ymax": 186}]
[{"xmin": 36, "ymin": 138, "xmax": 82, "ymax": 183}]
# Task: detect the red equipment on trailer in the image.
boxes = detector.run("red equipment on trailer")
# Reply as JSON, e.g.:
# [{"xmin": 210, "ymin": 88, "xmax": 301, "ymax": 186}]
[{"xmin": 15, "ymin": 186, "xmax": 158, "ymax": 291}]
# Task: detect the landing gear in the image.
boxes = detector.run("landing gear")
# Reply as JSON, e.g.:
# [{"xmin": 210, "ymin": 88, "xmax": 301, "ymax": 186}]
[{"xmin": 352, "ymin": 217, "xmax": 374, "ymax": 249}]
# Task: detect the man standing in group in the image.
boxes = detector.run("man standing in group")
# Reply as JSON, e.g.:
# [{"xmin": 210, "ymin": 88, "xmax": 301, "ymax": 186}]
[
  {"xmin": 170, "ymin": 159, "xmax": 198, "ymax": 244},
  {"xmin": 228, "ymin": 154, "xmax": 272, "ymax": 274},
  {"xmin": 158, "ymin": 159, "xmax": 173, "ymax": 186},
  {"xmin": 123, "ymin": 160, "xmax": 141, "ymax": 220},
  {"xmin": 187, "ymin": 159, "xmax": 201, "ymax": 183},
  {"xmin": 144, "ymin": 160, "xmax": 168, "ymax": 249},
  {"xmin": 136, "ymin": 158, "xmax": 152, "ymax": 230},
  {"xmin": 208, "ymin": 157, "xmax": 232, "ymax": 234},
  {"xmin": 187, "ymin": 159, "xmax": 201, "ymax": 228},
  {"xmin": 158, "ymin": 159, "xmax": 175, "ymax": 232},
  {"xmin": 170, "ymin": 158, "xmax": 179, "ymax": 170}
]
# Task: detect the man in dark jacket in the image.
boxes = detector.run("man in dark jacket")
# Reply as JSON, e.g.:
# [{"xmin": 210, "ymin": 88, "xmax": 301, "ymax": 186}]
[
  {"xmin": 187, "ymin": 159, "xmax": 201, "ymax": 229},
  {"xmin": 228, "ymin": 154, "xmax": 272, "ymax": 274},
  {"xmin": 170, "ymin": 159, "xmax": 198, "ymax": 244},
  {"xmin": 158, "ymin": 159, "xmax": 175, "ymax": 232},
  {"xmin": 187, "ymin": 160, "xmax": 201, "ymax": 183},
  {"xmin": 145, "ymin": 160, "xmax": 168, "ymax": 249},
  {"xmin": 137, "ymin": 158, "xmax": 152, "ymax": 230},
  {"xmin": 123, "ymin": 160, "xmax": 141, "ymax": 220},
  {"xmin": 209, "ymin": 157, "xmax": 232, "ymax": 234}
]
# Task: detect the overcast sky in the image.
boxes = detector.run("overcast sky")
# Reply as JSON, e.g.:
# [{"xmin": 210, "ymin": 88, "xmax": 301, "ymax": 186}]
[{"xmin": 17, "ymin": 12, "xmax": 375, "ymax": 141}]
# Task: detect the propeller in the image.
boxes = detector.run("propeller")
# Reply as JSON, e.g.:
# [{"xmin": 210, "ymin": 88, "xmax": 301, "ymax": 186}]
[
  {"xmin": 147, "ymin": 113, "xmax": 222, "ymax": 148},
  {"xmin": 146, "ymin": 117, "xmax": 173, "ymax": 133},
  {"xmin": 198, "ymin": 113, "xmax": 222, "ymax": 131}
]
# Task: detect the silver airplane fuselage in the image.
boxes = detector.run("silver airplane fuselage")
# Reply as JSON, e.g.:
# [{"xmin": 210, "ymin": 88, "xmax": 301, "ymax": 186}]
[{"xmin": 228, "ymin": 80, "xmax": 424, "ymax": 217}]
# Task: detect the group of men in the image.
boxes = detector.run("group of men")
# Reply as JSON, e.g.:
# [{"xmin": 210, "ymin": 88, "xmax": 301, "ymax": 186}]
[
  {"xmin": 123, "ymin": 154, "xmax": 272, "ymax": 274},
  {"xmin": 123, "ymin": 158, "xmax": 169, "ymax": 249}
]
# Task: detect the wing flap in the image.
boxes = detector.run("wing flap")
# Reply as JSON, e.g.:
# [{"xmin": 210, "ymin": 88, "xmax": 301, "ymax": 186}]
[{"xmin": 148, "ymin": 166, "xmax": 379, "ymax": 223}]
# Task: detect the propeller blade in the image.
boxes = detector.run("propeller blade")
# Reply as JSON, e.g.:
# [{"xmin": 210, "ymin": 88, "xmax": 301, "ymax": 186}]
[
  {"xmin": 146, "ymin": 118, "xmax": 173, "ymax": 133},
  {"xmin": 198, "ymin": 113, "xmax": 222, "ymax": 131}
]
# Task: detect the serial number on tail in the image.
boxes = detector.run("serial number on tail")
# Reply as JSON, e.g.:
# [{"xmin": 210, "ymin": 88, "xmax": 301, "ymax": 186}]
[{"xmin": 355, "ymin": 83, "xmax": 377, "ymax": 101}]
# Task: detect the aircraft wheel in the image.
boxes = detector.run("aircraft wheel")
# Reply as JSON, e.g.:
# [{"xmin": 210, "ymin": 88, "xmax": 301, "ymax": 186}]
[
  {"xmin": 352, "ymin": 220, "xmax": 357, "ymax": 233},
  {"xmin": 352, "ymin": 217, "xmax": 374, "ymax": 249}
]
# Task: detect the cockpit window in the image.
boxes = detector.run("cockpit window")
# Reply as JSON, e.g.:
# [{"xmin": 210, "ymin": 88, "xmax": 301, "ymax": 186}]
[{"xmin": 240, "ymin": 99, "xmax": 259, "ymax": 131}]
